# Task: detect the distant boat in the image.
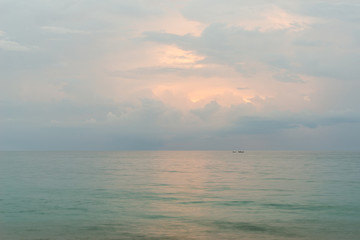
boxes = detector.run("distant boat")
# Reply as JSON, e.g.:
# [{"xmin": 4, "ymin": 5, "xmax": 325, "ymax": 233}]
[{"xmin": 232, "ymin": 150, "xmax": 244, "ymax": 153}]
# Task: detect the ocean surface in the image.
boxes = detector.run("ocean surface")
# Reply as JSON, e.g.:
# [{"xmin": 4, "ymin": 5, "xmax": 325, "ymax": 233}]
[{"xmin": 0, "ymin": 151, "xmax": 359, "ymax": 240}]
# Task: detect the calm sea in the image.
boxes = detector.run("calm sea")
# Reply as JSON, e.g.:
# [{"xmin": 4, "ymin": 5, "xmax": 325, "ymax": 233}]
[{"xmin": 0, "ymin": 151, "xmax": 359, "ymax": 240}]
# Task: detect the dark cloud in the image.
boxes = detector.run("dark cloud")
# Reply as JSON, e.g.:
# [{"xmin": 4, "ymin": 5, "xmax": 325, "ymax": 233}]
[
  {"xmin": 220, "ymin": 110, "xmax": 360, "ymax": 137},
  {"xmin": 144, "ymin": 19, "xmax": 360, "ymax": 81},
  {"xmin": 191, "ymin": 101, "xmax": 221, "ymax": 120},
  {"xmin": 1, "ymin": 96, "xmax": 360, "ymax": 150}
]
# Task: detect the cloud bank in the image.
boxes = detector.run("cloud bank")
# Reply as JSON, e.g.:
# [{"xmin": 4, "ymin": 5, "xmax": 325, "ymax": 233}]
[{"xmin": 1, "ymin": 0, "xmax": 359, "ymax": 150}]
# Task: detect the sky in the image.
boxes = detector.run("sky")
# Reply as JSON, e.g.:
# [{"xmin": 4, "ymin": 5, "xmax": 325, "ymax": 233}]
[{"xmin": 1, "ymin": 0, "xmax": 360, "ymax": 150}]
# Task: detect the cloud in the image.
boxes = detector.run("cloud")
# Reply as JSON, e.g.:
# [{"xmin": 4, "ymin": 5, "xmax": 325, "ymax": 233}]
[
  {"xmin": 191, "ymin": 100, "xmax": 221, "ymax": 120},
  {"xmin": 300, "ymin": 1, "xmax": 360, "ymax": 22},
  {"xmin": 274, "ymin": 71, "xmax": 304, "ymax": 83},
  {"xmin": 19, "ymin": 81, "xmax": 68, "ymax": 102},
  {"xmin": 0, "ymin": 39, "xmax": 29, "ymax": 51},
  {"xmin": 144, "ymin": 16, "xmax": 360, "ymax": 81},
  {"xmin": 220, "ymin": 109, "xmax": 360, "ymax": 136},
  {"xmin": 41, "ymin": 26, "xmax": 91, "ymax": 35},
  {"xmin": 144, "ymin": 24, "xmax": 291, "ymax": 72},
  {"xmin": 182, "ymin": 0, "xmax": 317, "ymax": 32},
  {"xmin": 1, "ymin": 0, "xmax": 360, "ymax": 150},
  {"xmin": 2, "ymin": 96, "xmax": 359, "ymax": 150},
  {"xmin": 0, "ymin": 31, "xmax": 31, "ymax": 51}
]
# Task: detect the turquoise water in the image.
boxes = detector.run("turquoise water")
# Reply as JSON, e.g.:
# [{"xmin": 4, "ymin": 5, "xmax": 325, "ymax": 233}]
[{"xmin": 0, "ymin": 151, "xmax": 359, "ymax": 239}]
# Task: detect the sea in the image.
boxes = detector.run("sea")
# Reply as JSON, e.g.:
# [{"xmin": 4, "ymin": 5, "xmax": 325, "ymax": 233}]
[{"xmin": 0, "ymin": 151, "xmax": 359, "ymax": 240}]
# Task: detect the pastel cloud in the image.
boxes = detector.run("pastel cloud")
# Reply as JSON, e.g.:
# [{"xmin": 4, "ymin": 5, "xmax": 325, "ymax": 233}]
[{"xmin": 0, "ymin": 0, "xmax": 359, "ymax": 150}]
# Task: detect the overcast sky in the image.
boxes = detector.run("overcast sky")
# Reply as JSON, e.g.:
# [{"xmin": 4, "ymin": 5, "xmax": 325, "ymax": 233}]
[{"xmin": 1, "ymin": 0, "xmax": 360, "ymax": 150}]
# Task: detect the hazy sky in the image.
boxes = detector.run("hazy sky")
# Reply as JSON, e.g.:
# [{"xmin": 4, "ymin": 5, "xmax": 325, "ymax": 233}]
[{"xmin": 1, "ymin": 0, "xmax": 360, "ymax": 150}]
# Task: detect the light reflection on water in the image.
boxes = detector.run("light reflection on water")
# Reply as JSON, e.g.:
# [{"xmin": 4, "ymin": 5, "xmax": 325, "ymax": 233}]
[{"xmin": 0, "ymin": 151, "xmax": 360, "ymax": 239}]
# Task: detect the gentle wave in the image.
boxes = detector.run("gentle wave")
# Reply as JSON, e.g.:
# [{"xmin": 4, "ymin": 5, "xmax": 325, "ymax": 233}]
[
  {"xmin": 1, "ymin": 151, "xmax": 359, "ymax": 240},
  {"xmin": 209, "ymin": 220, "xmax": 299, "ymax": 238}
]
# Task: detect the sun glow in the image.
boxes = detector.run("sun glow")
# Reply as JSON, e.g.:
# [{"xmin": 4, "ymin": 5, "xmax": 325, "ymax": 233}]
[
  {"xmin": 153, "ymin": 83, "xmax": 255, "ymax": 109},
  {"xmin": 158, "ymin": 46, "xmax": 204, "ymax": 67}
]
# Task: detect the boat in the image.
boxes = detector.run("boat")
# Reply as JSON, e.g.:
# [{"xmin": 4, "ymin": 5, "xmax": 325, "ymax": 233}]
[{"xmin": 232, "ymin": 150, "xmax": 244, "ymax": 153}]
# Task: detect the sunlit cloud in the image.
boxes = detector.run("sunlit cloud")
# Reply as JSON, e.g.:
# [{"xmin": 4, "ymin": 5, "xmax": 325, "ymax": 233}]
[
  {"xmin": 133, "ymin": 12, "xmax": 206, "ymax": 37},
  {"xmin": 158, "ymin": 45, "xmax": 204, "ymax": 68},
  {"xmin": 1, "ymin": 0, "xmax": 359, "ymax": 150}
]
